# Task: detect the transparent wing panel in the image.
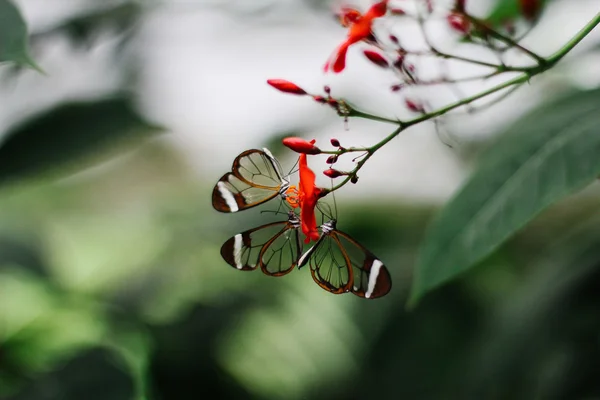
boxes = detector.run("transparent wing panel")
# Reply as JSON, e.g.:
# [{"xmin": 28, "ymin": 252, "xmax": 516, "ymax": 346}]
[
  {"xmin": 212, "ymin": 173, "xmax": 280, "ymax": 212},
  {"xmin": 308, "ymin": 235, "xmax": 352, "ymax": 294},
  {"xmin": 334, "ymin": 231, "xmax": 392, "ymax": 299},
  {"xmin": 260, "ymin": 224, "xmax": 301, "ymax": 276},
  {"xmin": 233, "ymin": 149, "xmax": 285, "ymax": 189},
  {"xmin": 221, "ymin": 221, "xmax": 289, "ymax": 271}
]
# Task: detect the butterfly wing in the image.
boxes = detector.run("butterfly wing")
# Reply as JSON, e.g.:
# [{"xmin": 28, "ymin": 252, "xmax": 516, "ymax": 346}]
[
  {"xmin": 258, "ymin": 221, "xmax": 302, "ymax": 276},
  {"xmin": 212, "ymin": 172, "xmax": 281, "ymax": 213},
  {"xmin": 232, "ymin": 149, "xmax": 288, "ymax": 190},
  {"xmin": 298, "ymin": 224, "xmax": 391, "ymax": 298},
  {"xmin": 221, "ymin": 216, "xmax": 301, "ymax": 276},
  {"xmin": 298, "ymin": 233, "xmax": 353, "ymax": 294},
  {"xmin": 331, "ymin": 230, "xmax": 392, "ymax": 299},
  {"xmin": 212, "ymin": 149, "xmax": 289, "ymax": 213}
]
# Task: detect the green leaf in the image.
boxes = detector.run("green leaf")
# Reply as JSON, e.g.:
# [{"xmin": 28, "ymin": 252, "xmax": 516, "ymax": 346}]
[
  {"xmin": 40, "ymin": 2, "xmax": 142, "ymax": 49},
  {"xmin": 0, "ymin": 0, "xmax": 42, "ymax": 72},
  {"xmin": 408, "ymin": 88, "xmax": 600, "ymax": 307},
  {"xmin": 0, "ymin": 96, "xmax": 164, "ymax": 186}
]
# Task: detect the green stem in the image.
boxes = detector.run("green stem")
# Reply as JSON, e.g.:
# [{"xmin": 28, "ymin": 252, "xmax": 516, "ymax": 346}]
[{"xmin": 546, "ymin": 12, "xmax": 600, "ymax": 66}]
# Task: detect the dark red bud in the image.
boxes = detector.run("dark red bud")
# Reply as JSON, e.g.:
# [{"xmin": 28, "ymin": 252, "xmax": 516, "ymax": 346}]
[
  {"xmin": 330, "ymin": 138, "xmax": 340, "ymax": 147},
  {"xmin": 282, "ymin": 137, "xmax": 321, "ymax": 155},
  {"xmin": 267, "ymin": 79, "xmax": 307, "ymax": 95},
  {"xmin": 405, "ymin": 99, "xmax": 424, "ymax": 112},
  {"xmin": 313, "ymin": 95, "xmax": 327, "ymax": 104},
  {"xmin": 363, "ymin": 50, "xmax": 389, "ymax": 68},
  {"xmin": 389, "ymin": 8, "xmax": 406, "ymax": 16},
  {"xmin": 324, "ymin": 85, "xmax": 331, "ymax": 94},
  {"xmin": 350, "ymin": 175, "xmax": 359, "ymax": 184},
  {"xmin": 323, "ymin": 168, "xmax": 344, "ymax": 178},
  {"xmin": 389, "ymin": 35, "xmax": 399, "ymax": 44},
  {"xmin": 393, "ymin": 55, "xmax": 404, "ymax": 70},
  {"xmin": 519, "ymin": 0, "xmax": 542, "ymax": 20},
  {"xmin": 391, "ymin": 84, "xmax": 404, "ymax": 92},
  {"xmin": 326, "ymin": 155, "xmax": 338, "ymax": 164},
  {"xmin": 447, "ymin": 13, "xmax": 471, "ymax": 34}
]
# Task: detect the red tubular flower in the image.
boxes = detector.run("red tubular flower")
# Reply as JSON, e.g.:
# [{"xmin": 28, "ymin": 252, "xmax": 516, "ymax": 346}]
[
  {"xmin": 363, "ymin": 49, "xmax": 389, "ymax": 68},
  {"xmin": 266, "ymin": 79, "xmax": 307, "ymax": 95},
  {"xmin": 283, "ymin": 137, "xmax": 322, "ymax": 155},
  {"xmin": 298, "ymin": 146, "xmax": 323, "ymax": 243},
  {"xmin": 324, "ymin": 0, "xmax": 388, "ymax": 73}
]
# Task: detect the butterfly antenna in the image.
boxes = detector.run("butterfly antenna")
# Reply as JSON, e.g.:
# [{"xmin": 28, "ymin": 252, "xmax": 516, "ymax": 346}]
[
  {"xmin": 260, "ymin": 209, "xmax": 288, "ymax": 217},
  {"xmin": 328, "ymin": 177, "xmax": 338, "ymax": 220}
]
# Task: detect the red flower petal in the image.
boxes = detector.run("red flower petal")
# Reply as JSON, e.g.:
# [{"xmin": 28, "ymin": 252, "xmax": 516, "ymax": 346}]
[
  {"xmin": 282, "ymin": 137, "xmax": 321, "ymax": 155},
  {"xmin": 266, "ymin": 79, "xmax": 307, "ymax": 95},
  {"xmin": 298, "ymin": 151, "xmax": 322, "ymax": 242}
]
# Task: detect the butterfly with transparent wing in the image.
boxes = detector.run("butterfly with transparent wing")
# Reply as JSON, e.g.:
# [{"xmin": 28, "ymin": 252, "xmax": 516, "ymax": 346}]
[
  {"xmin": 298, "ymin": 219, "xmax": 392, "ymax": 299},
  {"xmin": 220, "ymin": 211, "xmax": 302, "ymax": 276},
  {"xmin": 212, "ymin": 148, "xmax": 292, "ymax": 213},
  {"xmin": 220, "ymin": 211, "xmax": 392, "ymax": 299}
]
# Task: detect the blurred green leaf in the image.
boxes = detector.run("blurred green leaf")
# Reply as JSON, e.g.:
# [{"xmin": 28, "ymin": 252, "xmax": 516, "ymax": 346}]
[
  {"xmin": 486, "ymin": 0, "xmax": 548, "ymax": 26},
  {"xmin": 409, "ymin": 88, "xmax": 600, "ymax": 306},
  {"xmin": 0, "ymin": 97, "xmax": 164, "ymax": 187},
  {"xmin": 39, "ymin": 2, "xmax": 142, "ymax": 49},
  {"xmin": 0, "ymin": 0, "xmax": 42, "ymax": 72}
]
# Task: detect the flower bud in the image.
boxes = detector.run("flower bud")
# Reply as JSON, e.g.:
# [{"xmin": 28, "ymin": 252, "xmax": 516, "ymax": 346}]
[
  {"xmin": 391, "ymin": 84, "xmax": 404, "ymax": 92},
  {"xmin": 323, "ymin": 169, "xmax": 344, "ymax": 178},
  {"xmin": 363, "ymin": 50, "xmax": 389, "ymax": 68},
  {"xmin": 389, "ymin": 35, "xmax": 399, "ymax": 44},
  {"xmin": 519, "ymin": 0, "xmax": 542, "ymax": 20},
  {"xmin": 390, "ymin": 8, "xmax": 406, "ymax": 16},
  {"xmin": 267, "ymin": 79, "xmax": 307, "ymax": 95},
  {"xmin": 350, "ymin": 175, "xmax": 359, "ymax": 184},
  {"xmin": 447, "ymin": 13, "xmax": 470, "ymax": 34},
  {"xmin": 282, "ymin": 137, "xmax": 321, "ymax": 155},
  {"xmin": 330, "ymin": 138, "xmax": 340, "ymax": 147},
  {"xmin": 324, "ymin": 85, "xmax": 331, "ymax": 94},
  {"xmin": 393, "ymin": 55, "xmax": 404, "ymax": 70},
  {"xmin": 313, "ymin": 95, "xmax": 327, "ymax": 104},
  {"xmin": 405, "ymin": 99, "xmax": 424, "ymax": 112},
  {"xmin": 326, "ymin": 155, "xmax": 338, "ymax": 164}
]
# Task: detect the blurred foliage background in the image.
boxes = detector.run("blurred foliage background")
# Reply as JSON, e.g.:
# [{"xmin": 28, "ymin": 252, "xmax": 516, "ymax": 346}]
[{"xmin": 1, "ymin": 0, "xmax": 600, "ymax": 399}]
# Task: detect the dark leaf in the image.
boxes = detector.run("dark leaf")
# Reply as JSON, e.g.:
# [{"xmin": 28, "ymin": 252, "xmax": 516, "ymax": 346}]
[
  {"xmin": 409, "ymin": 88, "xmax": 600, "ymax": 306},
  {"xmin": 0, "ymin": 96, "xmax": 165, "ymax": 186}
]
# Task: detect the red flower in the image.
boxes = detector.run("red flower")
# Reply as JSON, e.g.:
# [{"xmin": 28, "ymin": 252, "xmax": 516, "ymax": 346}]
[
  {"xmin": 282, "ymin": 137, "xmax": 321, "ymax": 154},
  {"xmin": 324, "ymin": 1, "xmax": 388, "ymax": 73},
  {"xmin": 298, "ymin": 141, "xmax": 323, "ymax": 243},
  {"xmin": 266, "ymin": 79, "xmax": 307, "ymax": 95}
]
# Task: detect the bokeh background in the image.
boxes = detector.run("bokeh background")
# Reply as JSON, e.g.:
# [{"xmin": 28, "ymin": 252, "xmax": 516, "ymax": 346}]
[{"xmin": 1, "ymin": 0, "xmax": 600, "ymax": 399}]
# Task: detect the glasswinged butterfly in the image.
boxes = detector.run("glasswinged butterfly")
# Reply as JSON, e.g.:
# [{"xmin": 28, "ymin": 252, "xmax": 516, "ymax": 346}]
[
  {"xmin": 298, "ymin": 219, "xmax": 392, "ymax": 299},
  {"xmin": 220, "ymin": 211, "xmax": 302, "ymax": 276},
  {"xmin": 212, "ymin": 148, "xmax": 291, "ymax": 213}
]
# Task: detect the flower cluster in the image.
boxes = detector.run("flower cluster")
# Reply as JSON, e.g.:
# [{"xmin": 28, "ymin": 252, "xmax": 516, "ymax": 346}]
[{"xmin": 215, "ymin": 0, "xmax": 555, "ymax": 299}]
